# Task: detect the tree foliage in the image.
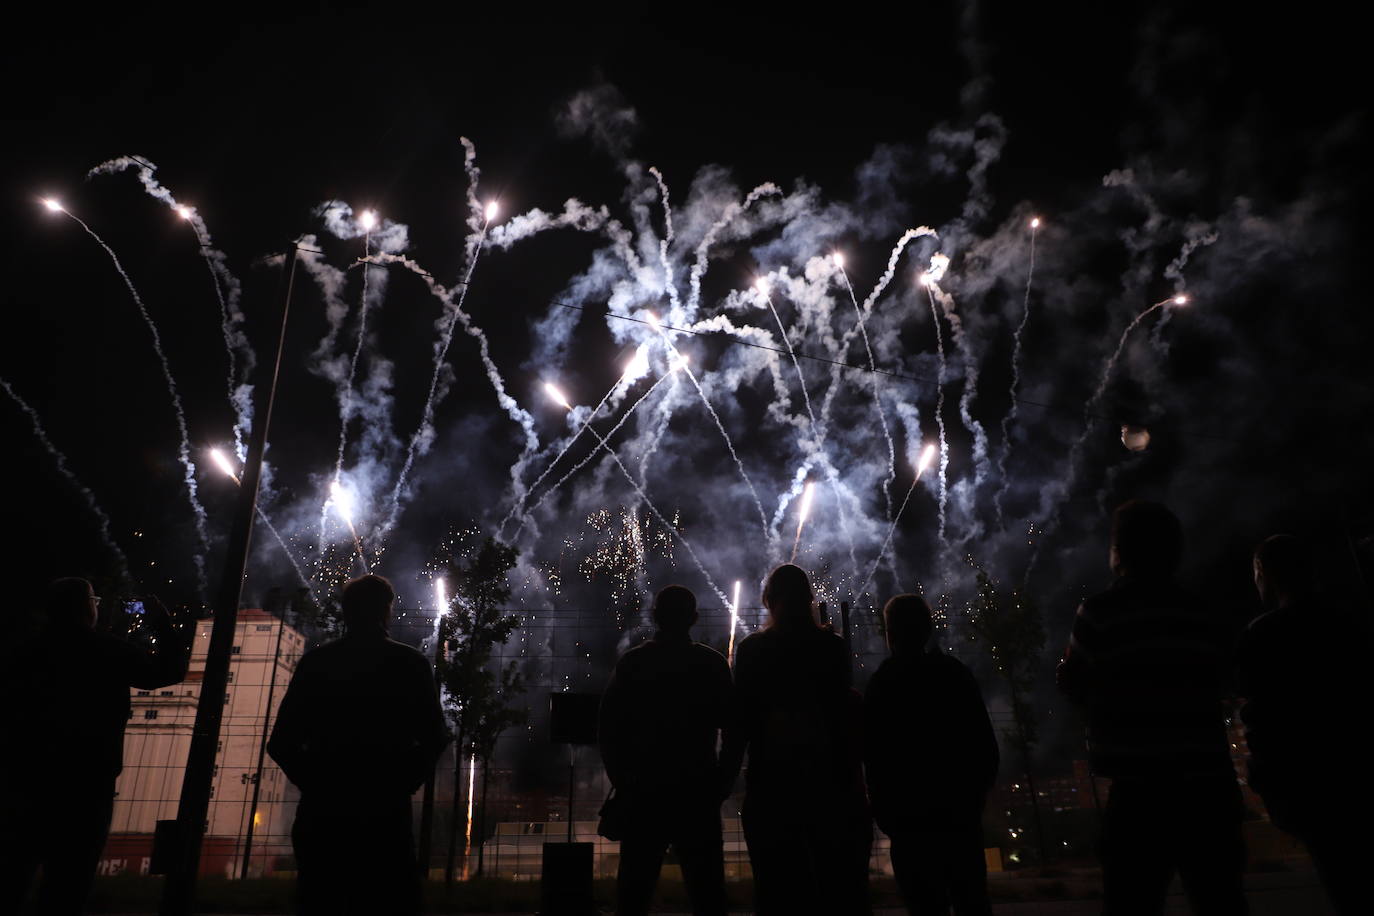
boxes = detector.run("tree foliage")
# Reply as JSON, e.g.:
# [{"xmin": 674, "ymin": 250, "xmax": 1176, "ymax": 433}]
[
  {"xmin": 966, "ymin": 567, "xmax": 1047, "ymax": 753},
  {"xmin": 435, "ymin": 536, "xmax": 527, "ymax": 759}
]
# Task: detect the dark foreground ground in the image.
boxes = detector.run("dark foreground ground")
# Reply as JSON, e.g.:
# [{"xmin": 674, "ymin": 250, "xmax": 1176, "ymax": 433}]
[{"xmin": 45, "ymin": 864, "xmax": 1334, "ymax": 914}]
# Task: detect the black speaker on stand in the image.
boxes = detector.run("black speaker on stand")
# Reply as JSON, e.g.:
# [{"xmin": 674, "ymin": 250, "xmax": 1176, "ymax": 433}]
[{"xmin": 541, "ymin": 692, "xmax": 600, "ymax": 916}]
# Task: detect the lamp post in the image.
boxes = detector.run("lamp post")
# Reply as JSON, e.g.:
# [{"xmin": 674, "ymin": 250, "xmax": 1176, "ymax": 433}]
[{"xmin": 160, "ymin": 242, "xmax": 302, "ymax": 915}]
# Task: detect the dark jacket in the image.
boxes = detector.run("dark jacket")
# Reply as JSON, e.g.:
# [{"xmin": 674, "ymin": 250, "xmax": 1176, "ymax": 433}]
[
  {"xmin": 267, "ymin": 628, "xmax": 450, "ymax": 805},
  {"xmin": 4, "ymin": 619, "xmax": 190, "ymax": 786},
  {"xmin": 864, "ymin": 647, "xmax": 998, "ymax": 834},
  {"xmin": 1057, "ymin": 575, "xmax": 1234, "ymax": 780},
  {"xmin": 721, "ymin": 624, "xmax": 865, "ymax": 820},
  {"xmin": 1236, "ymin": 600, "xmax": 1369, "ymax": 818},
  {"xmin": 598, "ymin": 630, "xmax": 735, "ymax": 804}
]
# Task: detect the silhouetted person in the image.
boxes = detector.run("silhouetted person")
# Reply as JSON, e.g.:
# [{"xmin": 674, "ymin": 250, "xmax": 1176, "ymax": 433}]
[
  {"xmin": 1057, "ymin": 501, "xmax": 1247, "ymax": 915},
  {"xmin": 865, "ymin": 594, "xmax": 998, "ymax": 916},
  {"xmin": 268, "ymin": 574, "xmax": 449, "ymax": 916},
  {"xmin": 0, "ymin": 578, "xmax": 190, "ymax": 915},
  {"xmin": 1237, "ymin": 534, "xmax": 1371, "ymax": 915},
  {"xmin": 598, "ymin": 585, "xmax": 735, "ymax": 916},
  {"xmin": 720, "ymin": 564, "xmax": 871, "ymax": 915}
]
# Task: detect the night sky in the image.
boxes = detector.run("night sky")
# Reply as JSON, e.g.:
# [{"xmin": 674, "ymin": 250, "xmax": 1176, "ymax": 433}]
[{"xmin": 3, "ymin": 4, "xmax": 1370, "ymax": 758}]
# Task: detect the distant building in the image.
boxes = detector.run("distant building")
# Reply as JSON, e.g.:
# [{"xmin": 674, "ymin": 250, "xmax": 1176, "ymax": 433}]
[{"xmin": 102, "ymin": 609, "xmax": 306, "ymax": 878}]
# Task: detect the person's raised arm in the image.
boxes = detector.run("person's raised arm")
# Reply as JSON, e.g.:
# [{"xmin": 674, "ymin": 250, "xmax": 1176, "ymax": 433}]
[{"xmin": 123, "ymin": 597, "xmax": 193, "ymax": 690}]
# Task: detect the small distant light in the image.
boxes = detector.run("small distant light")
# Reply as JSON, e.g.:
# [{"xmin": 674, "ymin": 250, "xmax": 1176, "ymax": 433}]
[
  {"xmin": 42, "ymin": 198, "xmax": 64, "ymax": 212},
  {"xmin": 1030, "ymin": 217, "xmax": 1041, "ymax": 229},
  {"xmin": 1121, "ymin": 424, "xmax": 1151, "ymax": 452},
  {"xmin": 1173, "ymin": 294, "xmax": 1188, "ymax": 305}
]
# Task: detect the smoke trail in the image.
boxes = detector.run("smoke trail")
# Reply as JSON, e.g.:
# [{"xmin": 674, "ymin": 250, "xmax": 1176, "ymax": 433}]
[
  {"xmin": 59, "ymin": 209, "xmax": 209, "ymax": 597},
  {"xmin": 686, "ymin": 182, "xmax": 782, "ymax": 312},
  {"xmin": 926, "ymin": 259, "xmax": 991, "ymax": 541},
  {"xmin": 1025, "ymin": 294, "xmax": 1184, "ymax": 580},
  {"xmin": 370, "ymin": 246, "xmax": 534, "ymax": 545},
  {"xmin": 88, "ymin": 156, "xmax": 255, "ymax": 459},
  {"xmin": 921, "ymin": 282, "xmax": 951, "ymax": 547},
  {"xmin": 994, "ymin": 219, "xmax": 1039, "ymax": 529},
  {"xmin": 838, "ymin": 268, "xmax": 896, "ymax": 519},
  {"xmin": 2, "ymin": 375, "xmax": 130, "ymax": 581},
  {"xmin": 649, "ymin": 167, "xmax": 683, "ymax": 316},
  {"xmin": 817, "ymin": 227, "xmax": 937, "ymax": 428}
]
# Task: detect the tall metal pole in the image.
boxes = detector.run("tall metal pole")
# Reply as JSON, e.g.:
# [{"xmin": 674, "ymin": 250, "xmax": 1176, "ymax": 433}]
[
  {"xmin": 238, "ymin": 605, "xmax": 288, "ymax": 879},
  {"xmin": 161, "ymin": 244, "xmax": 300, "ymax": 915}
]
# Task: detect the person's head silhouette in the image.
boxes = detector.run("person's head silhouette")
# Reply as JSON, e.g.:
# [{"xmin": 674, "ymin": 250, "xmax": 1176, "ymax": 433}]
[
  {"xmin": 763, "ymin": 563, "xmax": 816, "ymax": 629},
  {"xmin": 652, "ymin": 584, "xmax": 698, "ymax": 634},
  {"xmin": 1253, "ymin": 534, "xmax": 1314, "ymax": 610},
  {"xmin": 1110, "ymin": 500, "xmax": 1182, "ymax": 579},
  {"xmin": 341, "ymin": 574, "xmax": 395, "ymax": 633},
  {"xmin": 46, "ymin": 577, "xmax": 98, "ymax": 630},
  {"xmin": 882, "ymin": 593, "xmax": 933, "ymax": 655}
]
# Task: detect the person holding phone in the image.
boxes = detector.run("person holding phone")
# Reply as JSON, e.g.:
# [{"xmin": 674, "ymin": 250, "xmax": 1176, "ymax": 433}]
[{"xmin": 1, "ymin": 577, "xmax": 193, "ymax": 915}]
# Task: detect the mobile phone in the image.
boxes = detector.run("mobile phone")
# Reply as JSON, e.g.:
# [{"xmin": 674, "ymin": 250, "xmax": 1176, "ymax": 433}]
[{"xmin": 126, "ymin": 599, "xmax": 146, "ymax": 616}]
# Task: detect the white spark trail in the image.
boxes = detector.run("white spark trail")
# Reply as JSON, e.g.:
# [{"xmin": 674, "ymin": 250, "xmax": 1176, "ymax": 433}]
[
  {"xmin": 371, "ymin": 247, "xmax": 534, "ymax": 545},
  {"xmin": 839, "ymin": 268, "xmax": 896, "ymax": 520},
  {"xmin": 922, "ymin": 283, "xmax": 951, "ymax": 548},
  {"xmin": 88, "ymin": 157, "xmax": 254, "ymax": 459},
  {"xmin": 818, "ymin": 227, "xmax": 937, "ymax": 428},
  {"xmin": 513, "ymin": 369, "xmax": 676, "ymax": 536},
  {"xmin": 651, "ymin": 322, "xmax": 772, "ymax": 545},
  {"xmin": 2, "ymin": 376, "xmax": 130, "ymax": 581},
  {"xmin": 60, "ymin": 209, "xmax": 209, "ymax": 597},
  {"xmin": 332, "ymin": 230, "xmax": 374, "ymax": 488},
  {"xmin": 995, "ymin": 219, "xmax": 1039, "ymax": 529}
]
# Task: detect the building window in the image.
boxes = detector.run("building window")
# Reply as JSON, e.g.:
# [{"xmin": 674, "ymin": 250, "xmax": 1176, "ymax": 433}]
[
  {"xmin": 226, "ymin": 672, "xmax": 234, "ymax": 684},
  {"xmin": 136, "ymin": 690, "xmax": 150, "ymax": 696},
  {"xmin": 144, "ymin": 710, "xmax": 158, "ymax": 720},
  {"xmin": 230, "ymin": 646, "xmax": 241, "ymax": 655},
  {"xmin": 255, "ymin": 624, "xmax": 273, "ymax": 632},
  {"xmin": 160, "ymin": 690, "xmax": 174, "ymax": 696}
]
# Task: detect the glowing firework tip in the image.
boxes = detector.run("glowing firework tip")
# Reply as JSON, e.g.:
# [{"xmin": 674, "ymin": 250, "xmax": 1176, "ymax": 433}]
[
  {"xmin": 485, "ymin": 201, "xmax": 498, "ymax": 221},
  {"xmin": 916, "ymin": 444, "xmax": 937, "ymax": 477},
  {"xmin": 329, "ymin": 480, "xmax": 355, "ymax": 523},
  {"xmin": 1173, "ymin": 294, "xmax": 1188, "ymax": 305},
  {"xmin": 358, "ymin": 210, "xmax": 378, "ymax": 231},
  {"xmin": 755, "ymin": 278, "xmax": 770, "ymax": 296},
  {"xmin": 833, "ymin": 252, "xmax": 845, "ymax": 268},
  {"xmin": 175, "ymin": 205, "xmax": 193, "ymax": 220},
  {"xmin": 435, "ymin": 578, "xmax": 448, "ymax": 614},
  {"xmin": 1030, "ymin": 217, "xmax": 1041, "ymax": 229},
  {"xmin": 209, "ymin": 448, "xmax": 238, "ymax": 481},
  {"xmin": 544, "ymin": 382, "xmax": 572, "ymax": 410},
  {"xmin": 42, "ymin": 198, "xmax": 63, "ymax": 212}
]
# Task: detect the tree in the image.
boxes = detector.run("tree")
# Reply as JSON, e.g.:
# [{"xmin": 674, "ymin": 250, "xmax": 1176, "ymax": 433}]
[
  {"xmin": 965, "ymin": 565, "xmax": 1048, "ymax": 864},
  {"xmin": 433, "ymin": 536, "xmax": 526, "ymax": 885}
]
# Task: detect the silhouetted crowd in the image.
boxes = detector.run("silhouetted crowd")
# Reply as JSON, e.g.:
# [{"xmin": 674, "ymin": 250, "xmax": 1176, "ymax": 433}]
[{"xmin": 2, "ymin": 499, "xmax": 1369, "ymax": 915}]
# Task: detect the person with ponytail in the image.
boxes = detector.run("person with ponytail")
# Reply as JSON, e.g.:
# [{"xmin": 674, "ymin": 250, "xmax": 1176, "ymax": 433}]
[{"xmin": 721, "ymin": 564, "xmax": 871, "ymax": 914}]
